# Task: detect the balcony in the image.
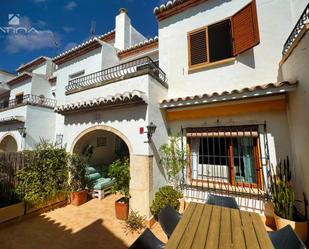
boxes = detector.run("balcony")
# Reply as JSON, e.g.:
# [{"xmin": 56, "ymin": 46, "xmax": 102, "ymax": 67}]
[
  {"xmin": 65, "ymin": 56, "xmax": 168, "ymax": 95},
  {"xmin": 282, "ymin": 2, "xmax": 309, "ymax": 56},
  {"xmin": 0, "ymin": 94, "xmax": 56, "ymax": 112}
]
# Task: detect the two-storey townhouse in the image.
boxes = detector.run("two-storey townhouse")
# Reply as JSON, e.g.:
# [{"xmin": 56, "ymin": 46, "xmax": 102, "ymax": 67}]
[
  {"xmin": 0, "ymin": 56, "xmax": 56, "ymax": 152},
  {"xmin": 155, "ymin": 0, "xmax": 308, "ymax": 211},
  {"xmin": 53, "ymin": 9, "xmax": 168, "ymax": 217}
]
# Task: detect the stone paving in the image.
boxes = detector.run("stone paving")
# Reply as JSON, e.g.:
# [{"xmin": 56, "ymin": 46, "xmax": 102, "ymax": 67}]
[{"xmin": 0, "ymin": 194, "xmax": 272, "ymax": 249}]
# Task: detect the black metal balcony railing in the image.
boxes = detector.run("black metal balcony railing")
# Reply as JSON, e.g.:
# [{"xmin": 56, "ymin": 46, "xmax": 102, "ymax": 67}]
[
  {"xmin": 282, "ymin": 3, "xmax": 309, "ymax": 55},
  {"xmin": 65, "ymin": 56, "xmax": 168, "ymax": 93},
  {"xmin": 0, "ymin": 94, "xmax": 56, "ymax": 111}
]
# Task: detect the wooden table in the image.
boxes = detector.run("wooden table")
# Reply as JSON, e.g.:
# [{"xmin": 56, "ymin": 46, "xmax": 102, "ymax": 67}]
[{"xmin": 165, "ymin": 202, "xmax": 274, "ymax": 249}]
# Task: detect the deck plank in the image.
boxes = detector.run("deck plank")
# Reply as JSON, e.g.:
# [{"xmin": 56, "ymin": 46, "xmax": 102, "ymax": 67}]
[
  {"xmin": 191, "ymin": 204, "xmax": 213, "ymax": 249},
  {"xmin": 204, "ymin": 205, "xmax": 221, "ymax": 249},
  {"xmin": 230, "ymin": 209, "xmax": 246, "ymax": 249},
  {"xmin": 178, "ymin": 203, "xmax": 205, "ymax": 249},
  {"xmin": 164, "ymin": 202, "xmax": 197, "ymax": 249},
  {"xmin": 250, "ymin": 213, "xmax": 274, "ymax": 249},
  {"xmin": 219, "ymin": 207, "xmax": 232, "ymax": 249},
  {"xmin": 240, "ymin": 211, "xmax": 260, "ymax": 249}
]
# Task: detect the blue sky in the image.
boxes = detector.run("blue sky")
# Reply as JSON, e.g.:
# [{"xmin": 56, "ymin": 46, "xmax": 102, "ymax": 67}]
[{"xmin": 0, "ymin": 0, "xmax": 166, "ymax": 73}]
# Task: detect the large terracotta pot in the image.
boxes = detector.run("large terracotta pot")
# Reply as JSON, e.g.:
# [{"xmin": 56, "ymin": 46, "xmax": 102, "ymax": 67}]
[
  {"xmin": 264, "ymin": 201, "xmax": 276, "ymax": 228},
  {"xmin": 71, "ymin": 190, "xmax": 87, "ymax": 206},
  {"xmin": 115, "ymin": 197, "xmax": 129, "ymax": 220},
  {"xmin": 274, "ymin": 213, "xmax": 308, "ymax": 242}
]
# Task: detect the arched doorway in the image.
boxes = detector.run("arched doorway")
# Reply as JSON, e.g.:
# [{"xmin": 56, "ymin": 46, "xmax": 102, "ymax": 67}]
[
  {"xmin": 0, "ymin": 135, "xmax": 18, "ymax": 152},
  {"xmin": 72, "ymin": 129, "xmax": 129, "ymax": 166}
]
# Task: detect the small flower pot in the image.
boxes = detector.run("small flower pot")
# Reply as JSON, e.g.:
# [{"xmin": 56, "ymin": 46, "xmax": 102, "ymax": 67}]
[
  {"xmin": 115, "ymin": 197, "xmax": 129, "ymax": 220},
  {"xmin": 71, "ymin": 190, "xmax": 87, "ymax": 206},
  {"xmin": 274, "ymin": 213, "xmax": 308, "ymax": 242}
]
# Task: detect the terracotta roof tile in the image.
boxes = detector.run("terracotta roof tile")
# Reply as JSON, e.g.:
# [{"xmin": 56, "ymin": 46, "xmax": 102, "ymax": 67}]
[
  {"xmin": 154, "ymin": 0, "xmax": 207, "ymax": 21},
  {"xmin": 55, "ymin": 90, "xmax": 146, "ymax": 115},
  {"xmin": 53, "ymin": 30, "xmax": 115, "ymax": 65},
  {"xmin": 161, "ymin": 81, "xmax": 297, "ymax": 107},
  {"xmin": 118, "ymin": 37, "xmax": 158, "ymax": 58}
]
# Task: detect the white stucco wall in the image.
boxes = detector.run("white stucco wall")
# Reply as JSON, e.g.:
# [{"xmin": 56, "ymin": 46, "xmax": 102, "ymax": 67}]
[
  {"xmin": 24, "ymin": 106, "xmax": 56, "ymax": 149},
  {"xmin": 158, "ymin": 0, "xmax": 308, "ymax": 99},
  {"xmin": 31, "ymin": 75, "xmax": 53, "ymax": 99},
  {"xmin": 147, "ymin": 76, "xmax": 169, "ymax": 193},
  {"xmin": 101, "ymin": 42, "xmax": 119, "ymax": 70},
  {"xmin": 9, "ymin": 79, "xmax": 32, "ymax": 98},
  {"xmin": 280, "ymin": 30, "xmax": 309, "ymax": 215},
  {"xmin": 167, "ymin": 100, "xmax": 292, "ymax": 188},
  {"xmin": 54, "ymin": 47, "xmax": 103, "ymax": 136}
]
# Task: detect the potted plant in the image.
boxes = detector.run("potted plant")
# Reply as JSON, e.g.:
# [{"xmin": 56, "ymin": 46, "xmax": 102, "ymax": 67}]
[
  {"xmin": 108, "ymin": 158, "xmax": 130, "ymax": 220},
  {"xmin": 68, "ymin": 154, "xmax": 87, "ymax": 206},
  {"xmin": 270, "ymin": 157, "xmax": 308, "ymax": 242}
]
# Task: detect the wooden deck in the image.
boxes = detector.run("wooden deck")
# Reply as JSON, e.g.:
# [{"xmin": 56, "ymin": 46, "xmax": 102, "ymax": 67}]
[{"xmin": 165, "ymin": 202, "xmax": 274, "ymax": 249}]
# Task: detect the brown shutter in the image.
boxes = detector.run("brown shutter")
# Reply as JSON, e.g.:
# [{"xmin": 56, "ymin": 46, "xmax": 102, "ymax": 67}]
[
  {"xmin": 231, "ymin": 0, "xmax": 260, "ymax": 55},
  {"xmin": 188, "ymin": 28, "xmax": 208, "ymax": 67}
]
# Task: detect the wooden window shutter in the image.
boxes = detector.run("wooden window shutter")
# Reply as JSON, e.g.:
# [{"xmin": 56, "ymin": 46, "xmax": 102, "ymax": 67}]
[
  {"xmin": 188, "ymin": 28, "xmax": 208, "ymax": 67},
  {"xmin": 231, "ymin": 0, "xmax": 260, "ymax": 55}
]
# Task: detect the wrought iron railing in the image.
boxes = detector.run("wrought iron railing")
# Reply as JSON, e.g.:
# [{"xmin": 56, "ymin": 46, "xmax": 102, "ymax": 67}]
[
  {"xmin": 0, "ymin": 94, "xmax": 56, "ymax": 111},
  {"xmin": 180, "ymin": 125, "xmax": 271, "ymax": 209},
  {"xmin": 282, "ymin": 3, "xmax": 309, "ymax": 55},
  {"xmin": 65, "ymin": 56, "xmax": 167, "ymax": 92}
]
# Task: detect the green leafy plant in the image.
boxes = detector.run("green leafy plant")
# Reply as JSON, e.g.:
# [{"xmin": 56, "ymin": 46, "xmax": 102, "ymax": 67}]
[
  {"xmin": 270, "ymin": 157, "xmax": 295, "ymax": 220},
  {"xmin": 68, "ymin": 154, "xmax": 87, "ymax": 192},
  {"xmin": 124, "ymin": 210, "xmax": 146, "ymax": 234},
  {"xmin": 150, "ymin": 185, "xmax": 183, "ymax": 219},
  {"xmin": 16, "ymin": 140, "xmax": 69, "ymax": 206},
  {"xmin": 160, "ymin": 136, "xmax": 186, "ymax": 189},
  {"xmin": 82, "ymin": 144, "xmax": 94, "ymax": 162},
  {"xmin": 108, "ymin": 158, "xmax": 130, "ymax": 200}
]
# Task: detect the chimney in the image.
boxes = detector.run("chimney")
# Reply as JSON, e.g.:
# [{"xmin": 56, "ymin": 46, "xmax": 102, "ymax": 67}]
[{"xmin": 115, "ymin": 8, "xmax": 131, "ymax": 50}]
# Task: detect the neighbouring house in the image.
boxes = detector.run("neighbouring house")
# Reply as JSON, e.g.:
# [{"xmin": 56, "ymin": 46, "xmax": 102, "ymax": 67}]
[
  {"xmin": 0, "ymin": 58, "xmax": 56, "ymax": 152},
  {"xmin": 0, "ymin": 0, "xmax": 308, "ymax": 219}
]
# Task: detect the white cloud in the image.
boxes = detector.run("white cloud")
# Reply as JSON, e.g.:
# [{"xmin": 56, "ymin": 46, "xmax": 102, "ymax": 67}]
[
  {"xmin": 65, "ymin": 1, "xmax": 77, "ymax": 10},
  {"xmin": 5, "ymin": 31, "xmax": 57, "ymax": 53},
  {"xmin": 3, "ymin": 16, "xmax": 58, "ymax": 53},
  {"xmin": 62, "ymin": 26, "xmax": 75, "ymax": 32}
]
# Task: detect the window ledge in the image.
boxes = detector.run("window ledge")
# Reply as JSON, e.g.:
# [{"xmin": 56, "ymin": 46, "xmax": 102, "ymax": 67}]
[{"xmin": 188, "ymin": 57, "xmax": 236, "ymax": 73}]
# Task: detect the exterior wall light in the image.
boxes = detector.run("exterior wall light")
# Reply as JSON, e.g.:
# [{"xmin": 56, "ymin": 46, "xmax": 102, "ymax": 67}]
[
  {"xmin": 145, "ymin": 122, "xmax": 157, "ymax": 143},
  {"xmin": 18, "ymin": 127, "xmax": 26, "ymax": 137}
]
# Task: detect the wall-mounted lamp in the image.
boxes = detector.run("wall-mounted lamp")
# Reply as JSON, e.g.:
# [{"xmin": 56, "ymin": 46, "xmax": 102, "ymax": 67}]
[
  {"xmin": 145, "ymin": 122, "xmax": 157, "ymax": 143},
  {"xmin": 18, "ymin": 127, "xmax": 26, "ymax": 137}
]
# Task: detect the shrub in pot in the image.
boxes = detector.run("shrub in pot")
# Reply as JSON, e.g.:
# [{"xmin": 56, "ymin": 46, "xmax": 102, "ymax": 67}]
[
  {"xmin": 68, "ymin": 154, "xmax": 88, "ymax": 206},
  {"xmin": 270, "ymin": 157, "xmax": 308, "ymax": 242},
  {"xmin": 150, "ymin": 185, "xmax": 183, "ymax": 220},
  {"xmin": 108, "ymin": 158, "xmax": 130, "ymax": 220}
]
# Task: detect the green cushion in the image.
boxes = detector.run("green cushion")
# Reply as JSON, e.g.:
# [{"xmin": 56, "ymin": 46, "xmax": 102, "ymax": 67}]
[
  {"xmin": 85, "ymin": 172, "xmax": 101, "ymax": 182},
  {"xmin": 85, "ymin": 166, "xmax": 97, "ymax": 175},
  {"xmin": 92, "ymin": 178, "xmax": 114, "ymax": 190}
]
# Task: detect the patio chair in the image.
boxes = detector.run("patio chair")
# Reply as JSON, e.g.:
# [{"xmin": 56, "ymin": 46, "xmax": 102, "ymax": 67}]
[
  {"xmin": 268, "ymin": 225, "xmax": 307, "ymax": 249},
  {"xmin": 206, "ymin": 194, "xmax": 239, "ymax": 209},
  {"xmin": 129, "ymin": 228, "xmax": 165, "ymax": 249},
  {"xmin": 158, "ymin": 204, "xmax": 182, "ymax": 238}
]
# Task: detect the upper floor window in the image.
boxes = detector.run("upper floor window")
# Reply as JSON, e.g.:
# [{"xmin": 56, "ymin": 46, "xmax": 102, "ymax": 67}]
[
  {"xmin": 69, "ymin": 70, "xmax": 85, "ymax": 80},
  {"xmin": 15, "ymin": 92, "xmax": 24, "ymax": 105},
  {"xmin": 188, "ymin": 0, "xmax": 260, "ymax": 70}
]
